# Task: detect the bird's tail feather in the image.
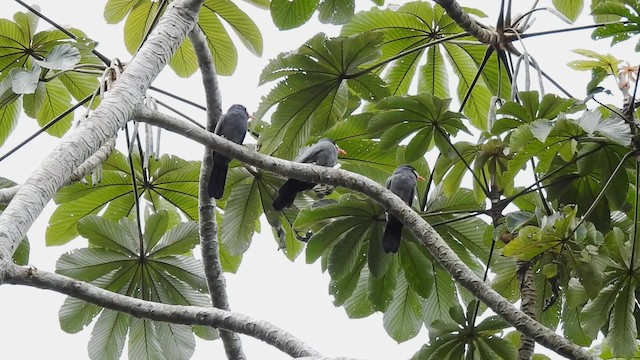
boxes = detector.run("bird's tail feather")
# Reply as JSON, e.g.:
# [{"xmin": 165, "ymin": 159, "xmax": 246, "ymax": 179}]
[
  {"xmin": 273, "ymin": 179, "xmax": 314, "ymax": 210},
  {"xmin": 382, "ymin": 216, "xmax": 403, "ymax": 253},
  {"xmin": 208, "ymin": 162, "xmax": 229, "ymax": 199}
]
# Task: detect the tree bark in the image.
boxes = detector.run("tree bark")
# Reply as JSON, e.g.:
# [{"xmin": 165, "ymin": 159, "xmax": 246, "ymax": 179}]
[
  {"xmin": 189, "ymin": 27, "xmax": 246, "ymax": 360},
  {"xmin": 517, "ymin": 260, "xmax": 536, "ymax": 360}
]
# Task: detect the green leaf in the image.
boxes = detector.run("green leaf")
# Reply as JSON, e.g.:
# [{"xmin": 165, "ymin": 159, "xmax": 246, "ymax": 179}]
[
  {"xmin": 77, "ymin": 215, "xmax": 138, "ymax": 255},
  {"xmin": 59, "ymin": 297, "xmax": 102, "ymax": 334},
  {"xmin": 318, "ymin": 0, "xmax": 354, "ymax": 25},
  {"xmin": 123, "ymin": 0, "xmax": 161, "ymax": 54},
  {"xmin": 270, "ymin": 0, "xmax": 320, "ymax": 30},
  {"xmin": 561, "ymin": 300, "xmax": 592, "ymax": 346},
  {"xmin": 367, "ymin": 221, "xmax": 392, "ymax": 277},
  {"xmin": 0, "ymin": 95, "xmax": 20, "ymax": 146},
  {"xmin": 368, "ymin": 93, "xmax": 467, "ymax": 161},
  {"xmin": 47, "ymin": 172, "xmax": 134, "ymax": 246},
  {"xmin": 338, "ymin": 139, "xmax": 398, "ymax": 184},
  {"xmin": 257, "ymin": 32, "xmax": 387, "ymax": 159},
  {"xmin": 420, "ymin": 45, "xmax": 450, "ymax": 98},
  {"xmin": 57, "ymin": 248, "xmax": 133, "ymax": 282},
  {"xmin": 581, "ymin": 282, "xmax": 619, "ymax": 338},
  {"xmin": 202, "ymin": 0, "xmax": 263, "ymax": 56},
  {"xmin": 400, "ymin": 241, "xmax": 434, "ymax": 299},
  {"xmin": 13, "ymin": 5, "xmax": 39, "ymax": 40},
  {"xmin": 423, "ymin": 264, "xmax": 459, "ymax": 325},
  {"xmin": 197, "ymin": 4, "xmax": 237, "ymax": 76},
  {"xmin": 36, "ymin": 78, "xmax": 73, "ymax": 137},
  {"xmin": 305, "ymin": 217, "xmax": 360, "ymax": 264},
  {"xmin": 608, "ymin": 279, "xmax": 637, "ymax": 356},
  {"xmin": 104, "ymin": 0, "xmax": 138, "ymax": 24},
  {"xmin": 442, "ymin": 43, "xmax": 492, "ymax": 130},
  {"xmin": 167, "ymin": 38, "xmax": 198, "ymax": 77},
  {"xmin": 155, "ymin": 322, "xmax": 196, "ymax": 360},
  {"xmin": 12, "ymin": 236, "xmax": 30, "ymax": 265},
  {"xmin": 0, "ymin": 19, "xmax": 29, "ymax": 80},
  {"xmin": 368, "ymin": 255, "xmax": 398, "ymax": 312},
  {"xmin": 552, "ymin": 0, "xmax": 584, "ymax": 23},
  {"xmin": 128, "ymin": 318, "xmax": 165, "ymax": 360},
  {"xmin": 88, "ymin": 310, "xmax": 129, "ymax": 360},
  {"xmin": 383, "ymin": 272, "xmax": 423, "ymax": 342},
  {"xmin": 151, "ymin": 256, "xmax": 207, "ymax": 292},
  {"xmin": 328, "ymin": 224, "xmax": 367, "ymax": 280},
  {"xmin": 490, "ymin": 255, "xmax": 519, "ymax": 301},
  {"xmin": 149, "ymin": 222, "xmax": 199, "ymax": 258},
  {"xmin": 34, "ymin": 43, "xmax": 81, "ymax": 70},
  {"xmin": 330, "ymin": 250, "xmax": 366, "ymax": 306},
  {"xmin": 344, "ymin": 266, "xmax": 375, "ymax": 318},
  {"xmin": 58, "ymin": 71, "xmax": 99, "ymax": 104},
  {"xmin": 147, "ymin": 155, "xmax": 200, "ymax": 221},
  {"xmin": 144, "ymin": 210, "xmax": 169, "ymax": 251},
  {"xmin": 220, "ymin": 177, "xmax": 263, "ymax": 255}
]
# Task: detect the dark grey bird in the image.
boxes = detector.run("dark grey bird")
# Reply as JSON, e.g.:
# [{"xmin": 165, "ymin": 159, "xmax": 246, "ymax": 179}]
[
  {"xmin": 272, "ymin": 138, "xmax": 347, "ymax": 210},
  {"xmin": 382, "ymin": 165, "xmax": 425, "ymax": 253},
  {"xmin": 208, "ymin": 104, "xmax": 254, "ymax": 199}
]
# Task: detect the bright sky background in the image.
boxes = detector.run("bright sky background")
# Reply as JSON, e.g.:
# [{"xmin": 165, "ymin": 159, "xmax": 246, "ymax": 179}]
[{"xmin": 0, "ymin": 1, "xmax": 636, "ymax": 359}]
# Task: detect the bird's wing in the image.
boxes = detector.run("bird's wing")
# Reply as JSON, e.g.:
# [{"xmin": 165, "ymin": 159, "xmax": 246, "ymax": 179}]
[
  {"xmin": 215, "ymin": 112, "xmax": 248, "ymax": 143},
  {"xmin": 385, "ymin": 174, "xmax": 394, "ymax": 190},
  {"xmin": 296, "ymin": 143, "xmax": 325, "ymax": 164}
]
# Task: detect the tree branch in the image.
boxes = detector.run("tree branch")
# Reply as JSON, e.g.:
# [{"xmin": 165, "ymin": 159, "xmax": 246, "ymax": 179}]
[
  {"xmin": 135, "ymin": 108, "xmax": 595, "ymax": 360},
  {"xmin": 189, "ymin": 27, "xmax": 246, "ymax": 360},
  {"xmin": 433, "ymin": 0, "xmax": 500, "ymax": 45},
  {"xmin": 0, "ymin": 0, "xmax": 203, "ymax": 272},
  {"xmin": 3, "ymin": 264, "xmax": 322, "ymax": 358}
]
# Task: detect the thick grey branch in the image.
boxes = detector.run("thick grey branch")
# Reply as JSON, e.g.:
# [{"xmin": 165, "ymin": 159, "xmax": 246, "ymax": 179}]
[
  {"xmin": 135, "ymin": 108, "xmax": 594, "ymax": 360},
  {"xmin": 517, "ymin": 260, "xmax": 536, "ymax": 360},
  {"xmin": 189, "ymin": 27, "xmax": 246, "ymax": 360},
  {"xmin": 0, "ymin": 138, "xmax": 116, "ymax": 204},
  {"xmin": 0, "ymin": 0, "xmax": 202, "ymax": 271},
  {"xmin": 3, "ymin": 264, "xmax": 322, "ymax": 358},
  {"xmin": 433, "ymin": 0, "xmax": 500, "ymax": 45}
]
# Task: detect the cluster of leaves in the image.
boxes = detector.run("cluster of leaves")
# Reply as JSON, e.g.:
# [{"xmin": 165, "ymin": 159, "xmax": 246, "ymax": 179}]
[
  {"xmin": 104, "ymin": 0, "xmax": 263, "ymax": 76},
  {"xmin": 57, "ymin": 212, "xmax": 218, "ymax": 360},
  {"xmin": 0, "ymin": 6, "xmax": 101, "ymax": 144}
]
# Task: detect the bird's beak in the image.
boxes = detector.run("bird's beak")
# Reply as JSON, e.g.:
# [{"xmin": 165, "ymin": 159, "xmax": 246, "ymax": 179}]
[
  {"xmin": 337, "ymin": 146, "xmax": 347, "ymax": 155},
  {"xmin": 248, "ymin": 113, "xmax": 257, "ymax": 120},
  {"xmin": 417, "ymin": 174, "xmax": 426, "ymax": 181}
]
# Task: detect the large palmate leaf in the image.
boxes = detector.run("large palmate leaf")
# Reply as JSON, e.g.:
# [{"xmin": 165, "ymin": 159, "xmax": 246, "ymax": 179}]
[
  {"xmin": 110, "ymin": 0, "xmax": 262, "ymax": 76},
  {"xmin": 46, "ymin": 150, "xmax": 200, "ymax": 246},
  {"xmin": 0, "ymin": 9, "xmax": 100, "ymax": 140},
  {"xmin": 492, "ymin": 91, "xmax": 576, "ymax": 136},
  {"xmin": 220, "ymin": 175, "xmax": 262, "ymax": 256},
  {"xmin": 368, "ymin": 93, "xmax": 467, "ymax": 163},
  {"xmin": 257, "ymin": 31, "xmax": 389, "ymax": 159},
  {"xmin": 342, "ymin": 2, "xmax": 503, "ymax": 129},
  {"xmin": 383, "ymin": 272, "xmax": 423, "ymax": 342},
  {"xmin": 57, "ymin": 212, "xmax": 218, "ymax": 360},
  {"xmin": 552, "ymin": 0, "xmax": 584, "ymax": 22},
  {"xmin": 413, "ymin": 304, "xmax": 515, "ymax": 360}
]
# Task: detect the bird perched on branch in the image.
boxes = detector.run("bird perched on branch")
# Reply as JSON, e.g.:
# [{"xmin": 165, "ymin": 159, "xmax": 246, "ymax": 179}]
[
  {"xmin": 383, "ymin": 165, "xmax": 424, "ymax": 253},
  {"xmin": 208, "ymin": 104, "xmax": 254, "ymax": 199},
  {"xmin": 272, "ymin": 138, "xmax": 346, "ymax": 210}
]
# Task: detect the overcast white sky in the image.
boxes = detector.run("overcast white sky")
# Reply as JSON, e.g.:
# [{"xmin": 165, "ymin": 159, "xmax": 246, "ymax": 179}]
[{"xmin": 0, "ymin": 1, "xmax": 635, "ymax": 359}]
